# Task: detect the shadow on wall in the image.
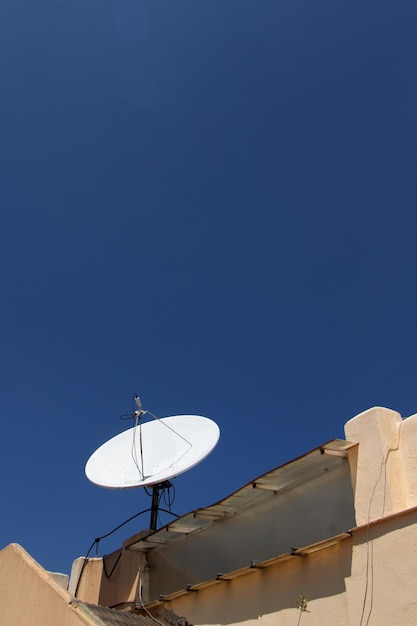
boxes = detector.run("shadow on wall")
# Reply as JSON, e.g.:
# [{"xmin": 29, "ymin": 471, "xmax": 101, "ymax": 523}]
[
  {"xmin": 165, "ymin": 540, "xmax": 353, "ymax": 625},
  {"xmin": 149, "ymin": 459, "xmax": 356, "ymax": 600}
]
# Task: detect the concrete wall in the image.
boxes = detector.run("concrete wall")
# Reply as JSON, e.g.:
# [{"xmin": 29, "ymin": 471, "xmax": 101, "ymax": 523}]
[
  {"xmin": 0, "ymin": 543, "xmax": 91, "ymax": 626},
  {"xmin": 147, "ymin": 459, "xmax": 355, "ymax": 599},
  {"xmin": 71, "ymin": 531, "xmax": 149, "ymax": 608},
  {"xmin": 344, "ymin": 406, "xmax": 417, "ymax": 525},
  {"xmin": 160, "ymin": 508, "xmax": 417, "ymax": 626}
]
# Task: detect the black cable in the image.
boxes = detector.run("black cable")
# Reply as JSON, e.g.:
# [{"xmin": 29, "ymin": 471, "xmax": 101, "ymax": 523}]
[
  {"xmin": 164, "ymin": 483, "xmax": 176, "ymax": 509},
  {"xmin": 84, "ymin": 506, "xmax": 181, "ymax": 564},
  {"xmin": 75, "ymin": 508, "xmax": 151, "ymax": 598},
  {"xmin": 103, "ymin": 550, "xmax": 122, "ymax": 578},
  {"xmin": 98, "ymin": 508, "xmax": 153, "ymax": 541},
  {"xmin": 74, "ymin": 558, "xmax": 90, "ymax": 599},
  {"xmin": 75, "ymin": 502, "xmax": 180, "ymax": 598},
  {"xmin": 155, "ymin": 507, "xmax": 180, "ymax": 519}
]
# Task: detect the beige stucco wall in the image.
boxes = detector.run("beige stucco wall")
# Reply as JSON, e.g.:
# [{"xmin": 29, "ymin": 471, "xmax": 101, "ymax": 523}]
[
  {"xmin": 398, "ymin": 412, "xmax": 417, "ymax": 507},
  {"xmin": 71, "ymin": 531, "xmax": 149, "ymax": 608},
  {"xmin": 159, "ymin": 541, "xmax": 351, "ymax": 626},
  {"xmin": 345, "ymin": 407, "xmax": 403, "ymax": 524},
  {"xmin": 0, "ymin": 543, "xmax": 92, "ymax": 626},
  {"xmin": 344, "ymin": 406, "xmax": 417, "ymax": 525},
  {"xmin": 160, "ymin": 508, "xmax": 417, "ymax": 626},
  {"xmin": 147, "ymin": 459, "xmax": 355, "ymax": 600}
]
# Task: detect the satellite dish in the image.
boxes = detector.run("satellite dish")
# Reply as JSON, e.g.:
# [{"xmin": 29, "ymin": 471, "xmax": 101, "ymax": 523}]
[{"xmin": 85, "ymin": 414, "xmax": 220, "ymax": 489}]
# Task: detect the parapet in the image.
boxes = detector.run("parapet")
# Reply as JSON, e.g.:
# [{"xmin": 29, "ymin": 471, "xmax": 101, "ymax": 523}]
[{"xmin": 345, "ymin": 406, "xmax": 417, "ymax": 525}]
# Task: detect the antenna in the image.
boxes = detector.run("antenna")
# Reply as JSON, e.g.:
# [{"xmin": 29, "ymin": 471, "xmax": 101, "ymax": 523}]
[
  {"xmin": 134, "ymin": 395, "xmax": 143, "ymax": 414},
  {"xmin": 85, "ymin": 395, "xmax": 220, "ymax": 530}
]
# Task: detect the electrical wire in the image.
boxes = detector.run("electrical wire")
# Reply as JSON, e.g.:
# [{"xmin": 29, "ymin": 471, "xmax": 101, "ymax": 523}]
[
  {"xmin": 103, "ymin": 550, "xmax": 122, "ymax": 578},
  {"xmin": 135, "ymin": 555, "xmax": 169, "ymax": 626},
  {"xmin": 74, "ymin": 508, "xmax": 151, "ymax": 598},
  {"xmin": 163, "ymin": 482, "xmax": 176, "ymax": 509},
  {"xmin": 359, "ymin": 419, "xmax": 402, "ymax": 626},
  {"xmin": 74, "ymin": 502, "xmax": 182, "ymax": 597}
]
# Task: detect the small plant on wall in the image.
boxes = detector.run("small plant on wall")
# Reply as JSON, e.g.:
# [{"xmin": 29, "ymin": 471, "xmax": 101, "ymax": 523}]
[{"xmin": 296, "ymin": 595, "xmax": 309, "ymax": 625}]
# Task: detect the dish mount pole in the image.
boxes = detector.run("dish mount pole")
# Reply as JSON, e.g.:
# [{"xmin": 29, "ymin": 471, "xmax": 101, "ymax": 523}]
[
  {"xmin": 150, "ymin": 484, "xmax": 160, "ymax": 531},
  {"xmin": 149, "ymin": 480, "xmax": 172, "ymax": 531}
]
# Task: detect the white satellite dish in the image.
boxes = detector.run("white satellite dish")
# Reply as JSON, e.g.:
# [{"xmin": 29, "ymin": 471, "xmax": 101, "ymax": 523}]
[{"xmin": 85, "ymin": 414, "xmax": 220, "ymax": 489}]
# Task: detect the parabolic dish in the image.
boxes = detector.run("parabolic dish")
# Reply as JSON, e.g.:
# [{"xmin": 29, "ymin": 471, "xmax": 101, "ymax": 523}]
[{"xmin": 85, "ymin": 414, "xmax": 220, "ymax": 489}]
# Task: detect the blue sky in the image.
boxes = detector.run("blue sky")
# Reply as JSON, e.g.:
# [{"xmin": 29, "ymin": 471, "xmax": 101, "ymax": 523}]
[{"xmin": 1, "ymin": 0, "xmax": 417, "ymax": 575}]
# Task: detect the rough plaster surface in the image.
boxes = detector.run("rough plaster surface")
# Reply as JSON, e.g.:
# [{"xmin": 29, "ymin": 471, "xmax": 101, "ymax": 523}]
[
  {"xmin": 0, "ymin": 543, "xmax": 91, "ymax": 625},
  {"xmin": 345, "ymin": 406, "xmax": 417, "ymax": 525}
]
